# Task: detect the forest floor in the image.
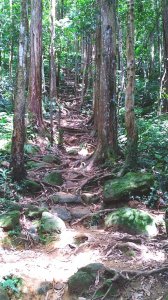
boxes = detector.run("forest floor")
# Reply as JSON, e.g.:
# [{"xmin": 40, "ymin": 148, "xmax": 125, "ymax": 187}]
[{"xmin": 0, "ymin": 83, "xmax": 168, "ymax": 299}]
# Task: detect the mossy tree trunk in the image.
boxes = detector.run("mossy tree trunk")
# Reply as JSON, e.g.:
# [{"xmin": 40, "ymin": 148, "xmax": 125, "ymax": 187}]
[
  {"xmin": 93, "ymin": 0, "xmax": 118, "ymax": 163},
  {"xmin": 11, "ymin": 0, "xmax": 28, "ymax": 181},
  {"xmin": 125, "ymin": 0, "xmax": 138, "ymax": 170}
]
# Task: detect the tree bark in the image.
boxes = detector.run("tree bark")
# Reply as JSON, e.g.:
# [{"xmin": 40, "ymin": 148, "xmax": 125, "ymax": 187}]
[
  {"xmin": 161, "ymin": 0, "xmax": 168, "ymax": 113},
  {"xmin": 49, "ymin": 0, "xmax": 57, "ymax": 145},
  {"xmin": 93, "ymin": 0, "xmax": 118, "ymax": 162},
  {"xmin": 125, "ymin": 0, "xmax": 138, "ymax": 170},
  {"xmin": 28, "ymin": 0, "xmax": 43, "ymax": 127},
  {"xmin": 11, "ymin": 0, "xmax": 28, "ymax": 181}
]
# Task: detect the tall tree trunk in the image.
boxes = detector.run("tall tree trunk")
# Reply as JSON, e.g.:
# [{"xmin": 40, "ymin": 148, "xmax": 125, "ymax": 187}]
[
  {"xmin": 50, "ymin": 0, "xmax": 57, "ymax": 145},
  {"xmin": 93, "ymin": 20, "xmax": 101, "ymax": 131},
  {"xmin": 9, "ymin": 0, "xmax": 14, "ymax": 78},
  {"xmin": 11, "ymin": 0, "xmax": 28, "ymax": 181},
  {"xmin": 28, "ymin": 0, "xmax": 43, "ymax": 127},
  {"xmin": 125, "ymin": 0, "xmax": 138, "ymax": 171},
  {"xmin": 161, "ymin": 0, "xmax": 168, "ymax": 113},
  {"xmin": 93, "ymin": 0, "xmax": 118, "ymax": 163}
]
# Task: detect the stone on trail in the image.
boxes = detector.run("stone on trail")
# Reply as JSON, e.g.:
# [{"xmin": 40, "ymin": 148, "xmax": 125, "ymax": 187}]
[
  {"xmin": 81, "ymin": 193, "xmax": 99, "ymax": 204},
  {"xmin": 40, "ymin": 212, "xmax": 66, "ymax": 234},
  {"xmin": 104, "ymin": 172, "xmax": 154, "ymax": 203},
  {"xmin": 42, "ymin": 154, "xmax": 61, "ymax": 164},
  {"xmin": 51, "ymin": 207, "xmax": 72, "ymax": 221},
  {"xmin": 50, "ymin": 192, "xmax": 81, "ymax": 204},
  {"xmin": 70, "ymin": 207, "xmax": 91, "ymax": 219},
  {"xmin": 105, "ymin": 207, "xmax": 158, "ymax": 236},
  {"xmin": 0, "ymin": 210, "xmax": 20, "ymax": 230},
  {"xmin": 43, "ymin": 171, "xmax": 63, "ymax": 186}
]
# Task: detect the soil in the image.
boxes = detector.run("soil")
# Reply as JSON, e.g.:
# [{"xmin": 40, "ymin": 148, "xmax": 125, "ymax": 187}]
[{"xmin": 0, "ymin": 84, "xmax": 168, "ymax": 299}]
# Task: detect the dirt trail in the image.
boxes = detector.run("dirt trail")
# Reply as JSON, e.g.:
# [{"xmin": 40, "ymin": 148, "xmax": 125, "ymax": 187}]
[{"xmin": 1, "ymin": 79, "xmax": 168, "ymax": 299}]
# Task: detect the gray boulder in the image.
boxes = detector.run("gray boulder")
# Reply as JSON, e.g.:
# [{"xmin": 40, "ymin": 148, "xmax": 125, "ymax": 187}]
[{"xmin": 40, "ymin": 212, "xmax": 66, "ymax": 234}]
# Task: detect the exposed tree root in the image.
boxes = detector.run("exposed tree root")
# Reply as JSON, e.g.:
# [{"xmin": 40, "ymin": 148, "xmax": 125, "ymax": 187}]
[
  {"xmin": 91, "ymin": 264, "xmax": 168, "ymax": 300},
  {"xmin": 71, "ymin": 208, "xmax": 117, "ymax": 225},
  {"xmin": 80, "ymin": 172, "xmax": 116, "ymax": 191}
]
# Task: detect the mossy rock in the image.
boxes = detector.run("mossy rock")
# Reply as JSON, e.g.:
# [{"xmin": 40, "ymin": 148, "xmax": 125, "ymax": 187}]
[
  {"xmin": 40, "ymin": 212, "xmax": 66, "ymax": 234},
  {"xmin": 24, "ymin": 144, "xmax": 40, "ymax": 155},
  {"xmin": 68, "ymin": 264, "xmax": 104, "ymax": 296},
  {"xmin": 0, "ymin": 210, "xmax": 20, "ymax": 230},
  {"xmin": 105, "ymin": 207, "xmax": 158, "ymax": 236},
  {"xmin": 43, "ymin": 171, "xmax": 63, "ymax": 186},
  {"xmin": 68, "ymin": 272, "xmax": 94, "ymax": 296},
  {"xmin": 25, "ymin": 205, "xmax": 47, "ymax": 219},
  {"xmin": 42, "ymin": 154, "xmax": 61, "ymax": 164},
  {"xmin": 104, "ymin": 172, "xmax": 154, "ymax": 203},
  {"xmin": 23, "ymin": 180, "xmax": 42, "ymax": 193}
]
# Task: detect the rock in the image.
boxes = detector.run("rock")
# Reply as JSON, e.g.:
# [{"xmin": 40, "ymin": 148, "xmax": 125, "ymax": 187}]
[
  {"xmin": 70, "ymin": 207, "xmax": 91, "ymax": 219},
  {"xmin": 105, "ymin": 207, "xmax": 158, "ymax": 236},
  {"xmin": 23, "ymin": 180, "xmax": 41, "ymax": 193},
  {"xmin": 50, "ymin": 192, "xmax": 81, "ymax": 204},
  {"xmin": 25, "ymin": 205, "xmax": 47, "ymax": 219},
  {"xmin": 81, "ymin": 193, "xmax": 99, "ymax": 204},
  {"xmin": 0, "ymin": 210, "xmax": 20, "ymax": 230},
  {"xmin": 40, "ymin": 212, "xmax": 66, "ymax": 234},
  {"xmin": 42, "ymin": 154, "xmax": 61, "ymax": 164},
  {"xmin": 104, "ymin": 172, "xmax": 154, "ymax": 203},
  {"xmin": 51, "ymin": 207, "xmax": 72, "ymax": 221},
  {"xmin": 43, "ymin": 171, "xmax": 63, "ymax": 186},
  {"xmin": 0, "ymin": 287, "xmax": 9, "ymax": 300},
  {"xmin": 37, "ymin": 281, "xmax": 52, "ymax": 295},
  {"xmin": 68, "ymin": 264, "xmax": 104, "ymax": 296}
]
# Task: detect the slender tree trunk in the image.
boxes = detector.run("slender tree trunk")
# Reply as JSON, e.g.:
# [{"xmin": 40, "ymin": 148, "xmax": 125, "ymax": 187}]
[
  {"xmin": 9, "ymin": 0, "xmax": 14, "ymax": 78},
  {"xmin": 11, "ymin": 0, "xmax": 28, "ymax": 181},
  {"xmin": 28, "ymin": 0, "xmax": 43, "ymax": 127},
  {"xmin": 125, "ymin": 0, "xmax": 138, "ymax": 170},
  {"xmin": 93, "ymin": 0, "xmax": 118, "ymax": 163},
  {"xmin": 93, "ymin": 20, "xmax": 101, "ymax": 131},
  {"xmin": 50, "ymin": 0, "xmax": 57, "ymax": 145},
  {"xmin": 161, "ymin": 0, "xmax": 168, "ymax": 113}
]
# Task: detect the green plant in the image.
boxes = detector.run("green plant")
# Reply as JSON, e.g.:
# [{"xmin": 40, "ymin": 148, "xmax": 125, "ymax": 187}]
[{"xmin": 0, "ymin": 275, "xmax": 23, "ymax": 294}]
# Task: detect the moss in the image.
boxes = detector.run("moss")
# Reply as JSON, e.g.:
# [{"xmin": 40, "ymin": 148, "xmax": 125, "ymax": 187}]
[
  {"xmin": 0, "ymin": 211, "xmax": 20, "ymax": 230},
  {"xmin": 104, "ymin": 172, "xmax": 154, "ymax": 202},
  {"xmin": 44, "ymin": 171, "xmax": 63, "ymax": 186},
  {"xmin": 68, "ymin": 271, "xmax": 94, "ymax": 295},
  {"xmin": 42, "ymin": 154, "xmax": 61, "ymax": 164},
  {"xmin": 105, "ymin": 207, "xmax": 157, "ymax": 236},
  {"xmin": 23, "ymin": 180, "xmax": 41, "ymax": 193}
]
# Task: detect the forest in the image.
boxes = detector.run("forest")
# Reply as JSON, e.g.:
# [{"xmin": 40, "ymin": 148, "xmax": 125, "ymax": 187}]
[{"xmin": 0, "ymin": 0, "xmax": 168, "ymax": 299}]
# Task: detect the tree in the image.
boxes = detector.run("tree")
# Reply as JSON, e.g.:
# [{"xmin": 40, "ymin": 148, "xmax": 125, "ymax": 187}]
[
  {"xmin": 28, "ymin": 0, "xmax": 43, "ymax": 127},
  {"xmin": 11, "ymin": 0, "xmax": 28, "ymax": 181},
  {"xmin": 124, "ymin": 0, "xmax": 138, "ymax": 171},
  {"xmin": 49, "ymin": 0, "xmax": 57, "ymax": 144},
  {"xmin": 92, "ymin": 0, "xmax": 118, "ymax": 163},
  {"xmin": 161, "ymin": 0, "xmax": 168, "ymax": 113}
]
